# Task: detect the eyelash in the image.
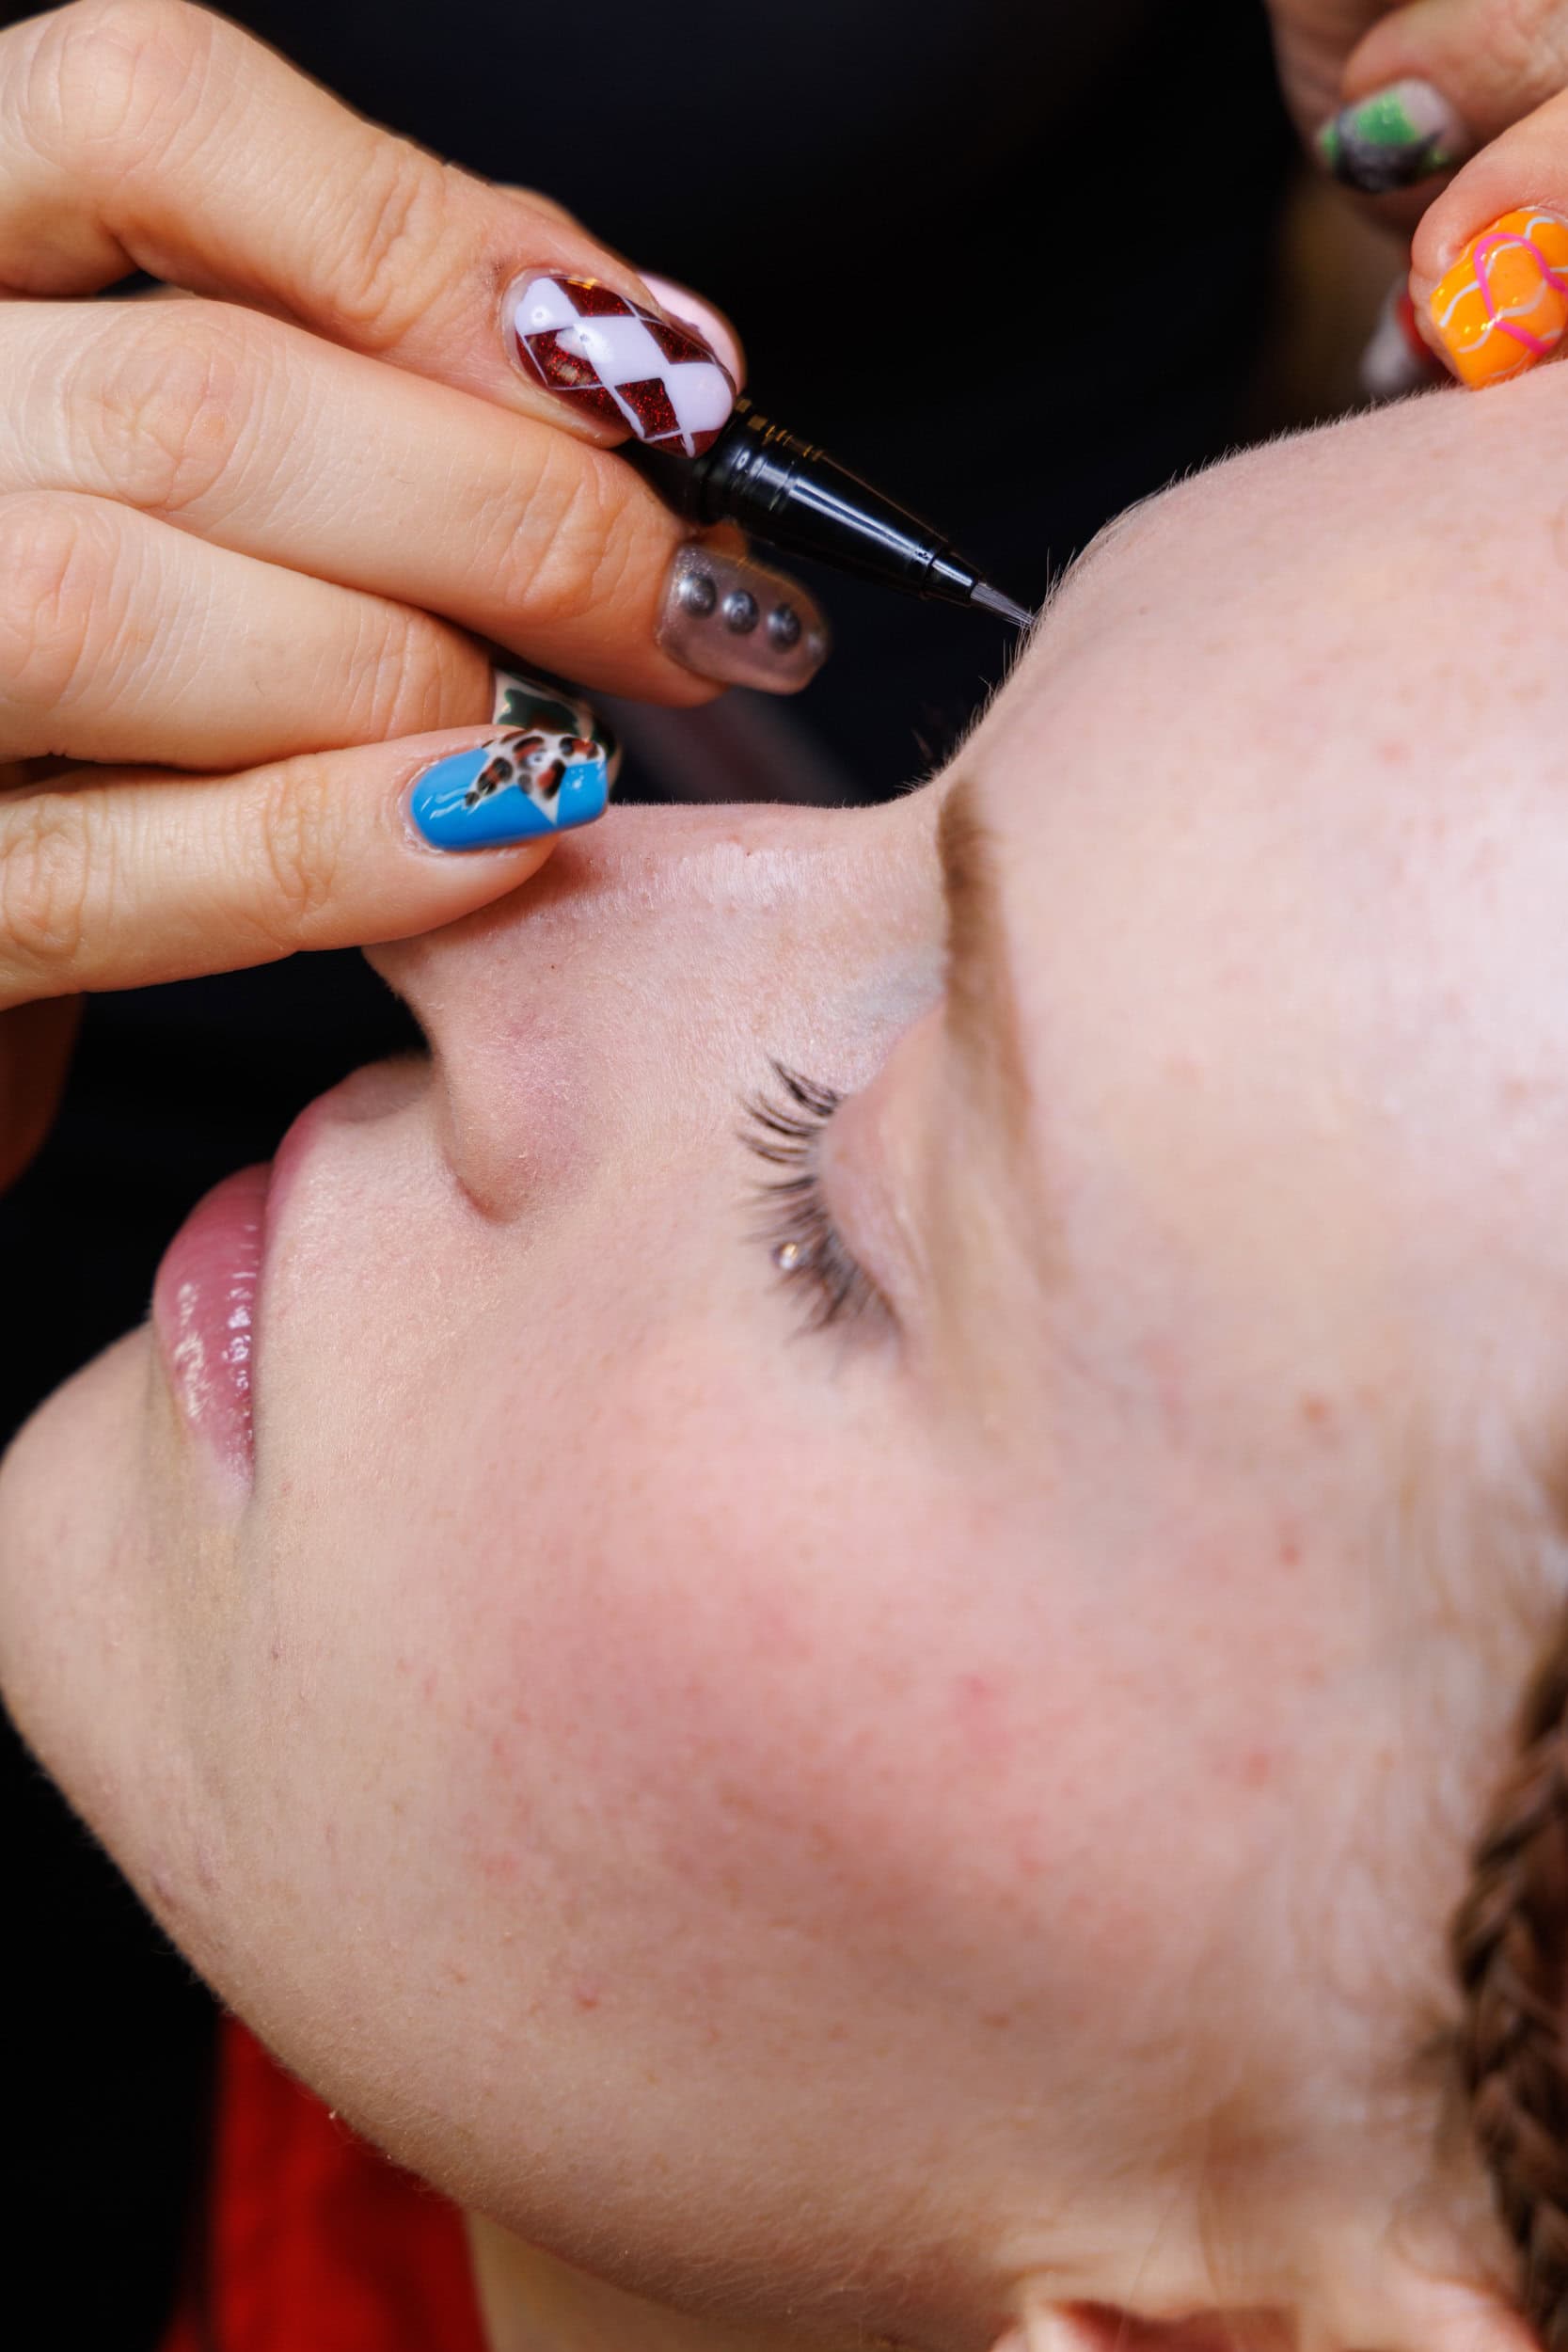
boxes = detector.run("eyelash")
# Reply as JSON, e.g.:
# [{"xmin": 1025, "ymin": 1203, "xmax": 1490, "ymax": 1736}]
[{"xmin": 738, "ymin": 1063, "xmax": 885, "ymax": 1336}]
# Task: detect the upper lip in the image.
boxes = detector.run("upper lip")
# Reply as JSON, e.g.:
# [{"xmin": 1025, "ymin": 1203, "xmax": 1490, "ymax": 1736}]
[
  {"xmin": 256, "ymin": 1089, "xmax": 334, "ymax": 1317},
  {"xmin": 257, "ymin": 1056, "xmax": 430, "ymax": 1325}
]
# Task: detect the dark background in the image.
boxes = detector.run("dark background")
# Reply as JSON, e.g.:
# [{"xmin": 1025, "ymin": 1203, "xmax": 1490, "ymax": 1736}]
[{"xmin": 0, "ymin": 0, "xmax": 1292, "ymax": 2337}]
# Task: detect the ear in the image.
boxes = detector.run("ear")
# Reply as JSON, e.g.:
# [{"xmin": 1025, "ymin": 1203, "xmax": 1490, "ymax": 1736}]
[
  {"xmin": 1363, "ymin": 2273, "xmax": 1541, "ymax": 2352},
  {"xmin": 996, "ymin": 2300, "xmax": 1293, "ymax": 2352},
  {"xmin": 992, "ymin": 2264, "xmax": 1540, "ymax": 2352}
]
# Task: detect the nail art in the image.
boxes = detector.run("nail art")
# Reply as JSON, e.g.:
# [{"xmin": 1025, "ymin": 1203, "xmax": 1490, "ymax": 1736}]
[
  {"xmin": 489, "ymin": 665, "xmax": 622, "ymax": 779},
  {"xmin": 1316, "ymin": 79, "xmax": 1468, "ymax": 194},
  {"xmin": 503, "ymin": 273, "xmax": 736, "ymax": 456},
  {"xmin": 1428, "ymin": 209, "xmax": 1568, "ymax": 388},
  {"xmin": 412, "ymin": 677, "xmax": 618, "ymax": 850},
  {"xmin": 657, "ymin": 545, "xmax": 830, "ymax": 693}
]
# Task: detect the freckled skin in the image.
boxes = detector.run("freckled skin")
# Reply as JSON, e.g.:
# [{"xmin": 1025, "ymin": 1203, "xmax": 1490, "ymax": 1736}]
[{"xmin": 8, "ymin": 373, "xmax": 1568, "ymax": 2352}]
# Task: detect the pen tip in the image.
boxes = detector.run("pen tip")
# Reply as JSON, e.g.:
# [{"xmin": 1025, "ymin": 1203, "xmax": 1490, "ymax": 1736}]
[{"xmin": 971, "ymin": 581, "xmax": 1034, "ymax": 629}]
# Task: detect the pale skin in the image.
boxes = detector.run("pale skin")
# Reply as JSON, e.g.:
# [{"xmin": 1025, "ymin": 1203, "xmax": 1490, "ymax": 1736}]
[
  {"xmin": 13, "ymin": 12, "xmax": 1568, "ymax": 2352},
  {"xmin": 15, "ymin": 0, "xmax": 1568, "ymax": 1181},
  {"xmin": 8, "ymin": 351, "xmax": 1568, "ymax": 2352}
]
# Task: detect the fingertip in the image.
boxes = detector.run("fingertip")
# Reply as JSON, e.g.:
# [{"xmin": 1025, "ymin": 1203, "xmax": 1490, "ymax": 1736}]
[
  {"xmin": 638, "ymin": 270, "xmax": 747, "ymax": 389},
  {"xmin": 1419, "ymin": 205, "xmax": 1568, "ymax": 389},
  {"xmin": 501, "ymin": 270, "xmax": 737, "ymax": 456},
  {"xmin": 1315, "ymin": 77, "xmax": 1471, "ymax": 198},
  {"xmin": 404, "ymin": 708, "xmax": 616, "ymax": 856},
  {"xmin": 653, "ymin": 542, "xmax": 830, "ymax": 693}
]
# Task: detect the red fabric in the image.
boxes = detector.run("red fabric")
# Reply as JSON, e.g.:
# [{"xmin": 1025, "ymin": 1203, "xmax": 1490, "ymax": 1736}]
[{"xmin": 162, "ymin": 2013, "xmax": 488, "ymax": 2352}]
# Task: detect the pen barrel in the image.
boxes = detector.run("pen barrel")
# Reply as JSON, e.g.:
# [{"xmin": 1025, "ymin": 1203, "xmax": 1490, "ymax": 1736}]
[
  {"xmin": 627, "ymin": 401, "xmax": 977, "ymax": 602},
  {"xmin": 701, "ymin": 410, "xmax": 941, "ymax": 591}
]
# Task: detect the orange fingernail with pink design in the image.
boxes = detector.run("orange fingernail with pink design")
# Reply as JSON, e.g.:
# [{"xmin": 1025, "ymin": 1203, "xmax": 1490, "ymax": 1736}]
[{"xmin": 1429, "ymin": 209, "xmax": 1568, "ymax": 387}]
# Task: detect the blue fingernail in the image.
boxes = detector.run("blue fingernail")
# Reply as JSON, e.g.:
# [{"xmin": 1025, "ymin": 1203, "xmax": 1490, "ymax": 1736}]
[{"xmin": 409, "ymin": 724, "xmax": 613, "ymax": 850}]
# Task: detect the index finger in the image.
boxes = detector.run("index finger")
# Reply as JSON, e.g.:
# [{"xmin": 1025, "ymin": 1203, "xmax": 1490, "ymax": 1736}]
[{"xmin": 0, "ymin": 1, "xmax": 741, "ymax": 450}]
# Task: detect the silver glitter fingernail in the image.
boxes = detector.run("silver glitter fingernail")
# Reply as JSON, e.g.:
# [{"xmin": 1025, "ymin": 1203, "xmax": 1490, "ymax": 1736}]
[{"xmin": 657, "ymin": 546, "xmax": 830, "ymax": 693}]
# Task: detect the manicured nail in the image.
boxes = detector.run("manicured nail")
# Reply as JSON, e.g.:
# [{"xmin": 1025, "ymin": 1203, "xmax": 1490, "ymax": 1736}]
[
  {"xmin": 1316, "ymin": 79, "xmax": 1469, "ymax": 194},
  {"xmin": 411, "ymin": 678, "xmax": 617, "ymax": 850},
  {"xmin": 488, "ymin": 665, "xmax": 622, "ymax": 783},
  {"xmin": 657, "ymin": 544, "xmax": 830, "ymax": 693},
  {"xmin": 1359, "ymin": 279, "xmax": 1445, "ymax": 401},
  {"xmin": 502, "ymin": 272, "xmax": 736, "ymax": 455},
  {"xmin": 1428, "ymin": 209, "xmax": 1568, "ymax": 388},
  {"xmin": 638, "ymin": 271, "xmax": 745, "ymax": 387}
]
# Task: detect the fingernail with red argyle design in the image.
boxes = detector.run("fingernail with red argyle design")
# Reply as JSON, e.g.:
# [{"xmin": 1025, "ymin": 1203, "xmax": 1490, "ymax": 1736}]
[{"xmin": 502, "ymin": 273, "xmax": 736, "ymax": 457}]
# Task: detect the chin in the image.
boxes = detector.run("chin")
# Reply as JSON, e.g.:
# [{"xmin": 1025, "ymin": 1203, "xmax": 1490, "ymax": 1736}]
[{"xmin": 0, "ymin": 1327, "xmax": 159, "ymax": 1835}]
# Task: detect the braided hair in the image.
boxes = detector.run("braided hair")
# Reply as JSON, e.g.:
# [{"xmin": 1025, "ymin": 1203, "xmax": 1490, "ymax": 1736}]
[{"xmin": 1452, "ymin": 1631, "xmax": 1568, "ymax": 2352}]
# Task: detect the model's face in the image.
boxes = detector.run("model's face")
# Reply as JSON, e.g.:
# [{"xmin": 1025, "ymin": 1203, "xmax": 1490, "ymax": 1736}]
[{"xmin": 8, "ymin": 373, "xmax": 1568, "ymax": 2345}]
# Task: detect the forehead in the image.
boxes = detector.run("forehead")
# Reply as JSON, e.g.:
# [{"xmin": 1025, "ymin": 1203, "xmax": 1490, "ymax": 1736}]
[
  {"xmin": 977, "ymin": 368, "xmax": 1568, "ymax": 903},
  {"xmin": 940, "ymin": 371, "xmax": 1568, "ymax": 1385}
]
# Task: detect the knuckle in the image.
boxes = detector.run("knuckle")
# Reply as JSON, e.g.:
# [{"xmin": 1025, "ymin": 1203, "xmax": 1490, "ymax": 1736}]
[
  {"xmin": 254, "ymin": 756, "xmax": 346, "ymax": 943},
  {"xmin": 0, "ymin": 492, "xmax": 118, "ymax": 716},
  {"xmin": 1470, "ymin": 0, "xmax": 1568, "ymax": 101},
  {"xmin": 22, "ymin": 0, "xmax": 214, "ymax": 164},
  {"xmin": 0, "ymin": 791, "xmax": 94, "ymax": 979},
  {"xmin": 319, "ymin": 133, "xmax": 457, "ymax": 353},
  {"xmin": 65, "ymin": 304, "xmax": 253, "ymax": 516},
  {"xmin": 487, "ymin": 440, "xmax": 633, "ymax": 630},
  {"xmin": 347, "ymin": 603, "xmax": 458, "ymax": 739}
]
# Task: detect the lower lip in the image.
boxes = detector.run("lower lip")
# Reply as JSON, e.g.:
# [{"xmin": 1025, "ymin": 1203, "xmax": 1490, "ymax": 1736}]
[{"xmin": 151, "ymin": 1163, "xmax": 271, "ymax": 1488}]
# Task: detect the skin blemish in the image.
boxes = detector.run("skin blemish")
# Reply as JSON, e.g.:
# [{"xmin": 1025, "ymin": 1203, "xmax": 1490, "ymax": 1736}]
[
  {"xmin": 1299, "ymin": 1391, "xmax": 1336, "ymax": 1434},
  {"xmin": 951, "ymin": 1669, "xmax": 1016, "ymax": 1772}
]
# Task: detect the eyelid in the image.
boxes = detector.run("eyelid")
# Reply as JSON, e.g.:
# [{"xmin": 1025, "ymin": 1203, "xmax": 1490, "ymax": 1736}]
[
  {"xmin": 816, "ymin": 1045, "xmax": 932, "ymax": 1329},
  {"xmin": 739, "ymin": 1066, "xmax": 887, "ymax": 1338}
]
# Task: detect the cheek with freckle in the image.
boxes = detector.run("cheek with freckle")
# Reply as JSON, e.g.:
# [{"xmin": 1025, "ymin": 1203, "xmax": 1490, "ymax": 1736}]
[{"xmin": 415, "ymin": 1383, "xmax": 1233, "ymax": 2064}]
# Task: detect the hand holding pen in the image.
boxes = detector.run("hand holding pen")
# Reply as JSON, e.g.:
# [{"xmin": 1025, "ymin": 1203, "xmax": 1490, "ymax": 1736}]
[
  {"xmin": 0, "ymin": 2, "xmax": 1026, "ymax": 1193},
  {"xmin": 0, "ymin": 0, "xmax": 757, "ymax": 1179},
  {"xmin": 1273, "ymin": 0, "xmax": 1568, "ymax": 395}
]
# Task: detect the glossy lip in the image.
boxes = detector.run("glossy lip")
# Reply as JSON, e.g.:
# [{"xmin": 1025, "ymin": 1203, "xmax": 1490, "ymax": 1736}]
[
  {"xmin": 150, "ymin": 1162, "xmax": 269, "ymax": 1492},
  {"xmin": 150, "ymin": 1060, "xmax": 425, "ymax": 1493}
]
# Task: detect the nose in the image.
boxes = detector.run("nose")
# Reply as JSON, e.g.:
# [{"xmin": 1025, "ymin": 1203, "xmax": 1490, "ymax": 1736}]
[
  {"xmin": 364, "ymin": 798, "xmax": 937, "ymax": 1213},
  {"xmin": 368, "ymin": 798, "xmax": 848, "ymax": 1025}
]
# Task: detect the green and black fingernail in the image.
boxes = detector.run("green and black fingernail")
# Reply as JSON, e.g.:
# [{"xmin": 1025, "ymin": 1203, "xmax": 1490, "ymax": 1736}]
[{"xmin": 1316, "ymin": 79, "xmax": 1469, "ymax": 195}]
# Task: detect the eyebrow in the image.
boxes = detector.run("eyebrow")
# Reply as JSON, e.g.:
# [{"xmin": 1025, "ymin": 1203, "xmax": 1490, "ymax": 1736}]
[
  {"xmin": 932, "ymin": 506, "xmax": 1139, "ymax": 1168},
  {"xmin": 937, "ymin": 770, "xmax": 1033, "ymax": 1147}
]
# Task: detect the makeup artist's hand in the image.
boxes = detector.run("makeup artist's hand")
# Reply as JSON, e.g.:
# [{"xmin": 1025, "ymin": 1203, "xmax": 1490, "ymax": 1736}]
[
  {"xmin": 1263, "ymin": 3, "xmax": 1568, "ymax": 398},
  {"xmin": 1267, "ymin": 2, "xmax": 1568, "ymax": 389},
  {"xmin": 0, "ymin": 0, "xmax": 817, "ymax": 1190},
  {"xmin": 1272, "ymin": 1, "xmax": 1568, "ymax": 208}
]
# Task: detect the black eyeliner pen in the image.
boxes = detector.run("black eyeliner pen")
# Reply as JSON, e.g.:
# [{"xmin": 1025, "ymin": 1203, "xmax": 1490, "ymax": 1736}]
[{"xmin": 626, "ymin": 397, "xmax": 1034, "ymax": 629}]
